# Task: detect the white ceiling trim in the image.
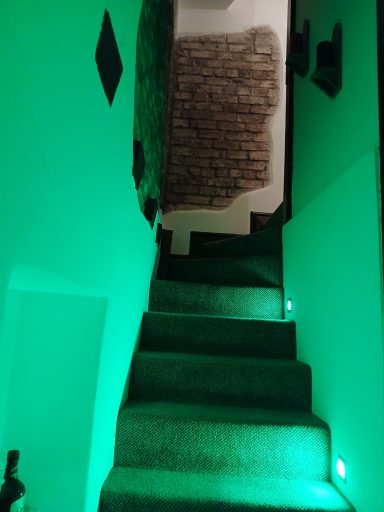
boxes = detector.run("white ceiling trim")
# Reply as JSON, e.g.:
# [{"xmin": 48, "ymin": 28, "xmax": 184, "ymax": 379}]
[{"xmin": 179, "ymin": 0, "xmax": 235, "ymax": 10}]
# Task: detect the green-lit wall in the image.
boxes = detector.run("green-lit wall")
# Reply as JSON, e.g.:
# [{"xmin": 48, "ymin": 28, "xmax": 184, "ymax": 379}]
[
  {"xmin": 134, "ymin": 0, "xmax": 172, "ymax": 212},
  {"xmin": 0, "ymin": 1, "xmax": 158, "ymax": 511},
  {"xmin": 284, "ymin": 1, "xmax": 384, "ymax": 510}
]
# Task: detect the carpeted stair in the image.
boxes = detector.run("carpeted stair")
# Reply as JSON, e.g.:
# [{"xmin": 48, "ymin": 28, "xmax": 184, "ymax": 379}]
[{"xmin": 100, "ymin": 226, "xmax": 354, "ymax": 512}]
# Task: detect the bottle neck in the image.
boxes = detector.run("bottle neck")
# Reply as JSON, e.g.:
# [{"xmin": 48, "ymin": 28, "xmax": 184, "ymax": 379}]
[{"xmin": 4, "ymin": 460, "xmax": 18, "ymax": 480}]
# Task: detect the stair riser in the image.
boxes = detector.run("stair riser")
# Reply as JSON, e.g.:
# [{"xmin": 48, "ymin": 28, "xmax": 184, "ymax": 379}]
[
  {"xmin": 194, "ymin": 227, "xmax": 282, "ymax": 258},
  {"xmin": 115, "ymin": 412, "xmax": 330, "ymax": 481},
  {"xmin": 141, "ymin": 313, "xmax": 295, "ymax": 359},
  {"xmin": 168, "ymin": 255, "xmax": 282, "ymax": 287},
  {"xmin": 149, "ymin": 281, "xmax": 284, "ymax": 319},
  {"xmin": 141, "ymin": 313, "xmax": 296, "ymax": 359},
  {"xmin": 129, "ymin": 355, "xmax": 311, "ymax": 411}
]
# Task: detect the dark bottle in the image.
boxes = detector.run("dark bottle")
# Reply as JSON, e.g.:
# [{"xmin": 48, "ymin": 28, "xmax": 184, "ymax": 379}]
[{"xmin": 0, "ymin": 450, "xmax": 26, "ymax": 512}]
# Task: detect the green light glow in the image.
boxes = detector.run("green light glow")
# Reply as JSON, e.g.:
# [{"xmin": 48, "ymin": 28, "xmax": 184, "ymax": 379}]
[
  {"xmin": 337, "ymin": 457, "xmax": 346, "ymax": 481},
  {"xmin": 287, "ymin": 298, "xmax": 292, "ymax": 312}
]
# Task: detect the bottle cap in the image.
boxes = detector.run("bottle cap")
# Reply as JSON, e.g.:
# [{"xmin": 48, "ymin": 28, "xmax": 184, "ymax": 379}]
[{"xmin": 7, "ymin": 450, "xmax": 20, "ymax": 461}]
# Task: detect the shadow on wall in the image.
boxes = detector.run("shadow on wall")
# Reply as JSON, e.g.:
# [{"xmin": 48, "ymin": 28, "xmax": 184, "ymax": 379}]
[
  {"xmin": 163, "ymin": 26, "xmax": 281, "ymax": 212},
  {"xmin": 133, "ymin": 0, "xmax": 174, "ymax": 223}
]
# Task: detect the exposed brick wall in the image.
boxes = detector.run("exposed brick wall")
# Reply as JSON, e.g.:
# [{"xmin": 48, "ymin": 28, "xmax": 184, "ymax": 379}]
[{"xmin": 163, "ymin": 27, "xmax": 280, "ymax": 212}]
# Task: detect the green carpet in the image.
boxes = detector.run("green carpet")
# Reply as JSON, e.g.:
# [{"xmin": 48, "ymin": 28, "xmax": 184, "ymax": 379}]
[{"xmin": 100, "ymin": 226, "xmax": 354, "ymax": 511}]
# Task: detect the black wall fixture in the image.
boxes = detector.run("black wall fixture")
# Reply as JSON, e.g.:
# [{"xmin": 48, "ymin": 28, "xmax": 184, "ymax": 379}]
[
  {"xmin": 132, "ymin": 140, "xmax": 145, "ymax": 190},
  {"xmin": 144, "ymin": 197, "xmax": 158, "ymax": 227},
  {"xmin": 95, "ymin": 10, "xmax": 123, "ymax": 106},
  {"xmin": 311, "ymin": 23, "xmax": 342, "ymax": 99},
  {"xmin": 286, "ymin": 20, "xmax": 310, "ymax": 77}
]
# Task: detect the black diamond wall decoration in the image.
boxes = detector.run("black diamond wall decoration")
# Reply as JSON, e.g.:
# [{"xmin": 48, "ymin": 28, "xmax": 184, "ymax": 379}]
[{"xmin": 95, "ymin": 10, "xmax": 123, "ymax": 106}]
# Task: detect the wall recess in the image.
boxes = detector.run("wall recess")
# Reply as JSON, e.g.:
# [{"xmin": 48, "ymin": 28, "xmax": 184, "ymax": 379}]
[
  {"xmin": 311, "ymin": 23, "xmax": 342, "ymax": 99},
  {"xmin": 95, "ymin": 10, "xmax": 123, "ymax": 106},
  {"xmin": 286, "ymin": 20, "xmax": 310, "ymax": 77}
]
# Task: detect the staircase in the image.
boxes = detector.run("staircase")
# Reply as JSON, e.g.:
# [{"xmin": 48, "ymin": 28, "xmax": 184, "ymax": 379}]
[{"xmin": 100, "ymin": 226, "xmax": 354, "ymax": 512}]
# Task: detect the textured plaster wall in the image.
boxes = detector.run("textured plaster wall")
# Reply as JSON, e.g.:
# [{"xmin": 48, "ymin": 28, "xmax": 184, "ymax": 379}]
[{"xmin": 134, "ymin": 0, "xmax": 173, "ymax": 213}]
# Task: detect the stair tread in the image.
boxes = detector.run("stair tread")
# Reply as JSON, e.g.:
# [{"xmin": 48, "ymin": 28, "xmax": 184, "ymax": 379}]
[
  {"xmin": 150, "ymin": 280, "xmax": 283, "ymax": 319},
  {"xmin": 120, "ymin": 400, "xmax": 326, "ymax": 428},
  {"xmin": 102, "ymin": 467, "xmax": 353, "ymax": 511}
]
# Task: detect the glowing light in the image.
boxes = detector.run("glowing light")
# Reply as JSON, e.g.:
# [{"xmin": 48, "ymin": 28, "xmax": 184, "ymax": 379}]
[
  {"xmin": 336, "ymin": 457, "xmax": 346, "ymax": 480},
  {"xmin": 287, "ymin": 298, "xmax": 292, "ymax": 312}
]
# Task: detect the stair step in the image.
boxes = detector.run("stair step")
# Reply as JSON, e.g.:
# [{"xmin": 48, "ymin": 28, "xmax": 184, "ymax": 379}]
[
  {"xmin": 101, "ymin": 467, "xmax": 353, "ymax": 512},
  {"xmin": 130, "ymin": 352, "xmax": 311, "ymax": 411},
  {"xmin": 141, "ymin": 312, "xmax": 296, "ymax": 359},
  {"xmin": 114, "ymin": 401, "xmax": 330, "ymax": 481},
  {"xmin": 149, "ymin": 280, "xmax": 283, "ymax": 319},
  {"xmin": 168, "ymin": 254, "xmax": 282, "ymax": 287},
  {"xmin": 193, "ymin": 226, "xmax": 282, "ymax": 258},
  {"xmin": 189, "ymin": 230, "xmax": 238, "ymax": 256}
]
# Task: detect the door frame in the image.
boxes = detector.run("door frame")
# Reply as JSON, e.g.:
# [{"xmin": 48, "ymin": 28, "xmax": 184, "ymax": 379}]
[{"xmin": 283, "ymin": 0, "xmax": 296, "ymax": 222}]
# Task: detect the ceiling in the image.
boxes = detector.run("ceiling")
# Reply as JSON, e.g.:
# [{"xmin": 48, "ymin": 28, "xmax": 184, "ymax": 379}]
[{"xmin": 179, "ymin": 0, "xmax": 235, "ymax": 10}]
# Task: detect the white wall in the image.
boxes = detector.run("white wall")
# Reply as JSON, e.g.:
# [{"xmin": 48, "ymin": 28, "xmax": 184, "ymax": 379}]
[{"xmin": 163, "ymin": 0, "xmax": 288, "ymax": 254}]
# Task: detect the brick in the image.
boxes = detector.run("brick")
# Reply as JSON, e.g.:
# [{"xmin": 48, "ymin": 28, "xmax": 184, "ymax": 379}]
[
  {"xmin": 256, "ymin": 46, "xmax": 272, "ymax": 54},
  {"xmin": 190, "ymin": 119, "xmax": 217, "ymax": 130},
  {"xmin": 172, "ymin": 128, "xmax": 197, "ymax": 138},
  {"xmin": 210, "ymin": 103, "xmax": 223, "ymax": 112},
  {"xmin": 237, "ymin": 104, "xmax": 250, "ymax": 113},
  {"xmin": 240, "ymin": 141, "xmax": 270, "ymax": 151},
  {"xmin": 260, "ymin": 80, "xmax": 278, "ymax": 88},
  {"xmin": 239, "ymin": 96, "xmax": 267, "ymax": 105},
  {"xmin": 196, "ymin": 84, "xmax": 223, "ymax": 94},
  {"xmin": 218, "ymin": 121, "xmax": 245, "ymax": 131},
  {"xmin": 178, "ymin": 83, "xmax": 195, "ymax": 92},
  {"xmin": 172, "ymin": 184, "xmax": 199, "ymax": 194},
  {"xmin": 199, "ymin": 130, "xmax": 223, "ymax": 140},
  {"xmin": 180, "ymin": 41, "xmax": 204, "ymax": 50},
  {"xmin": 193, "ymin": 92, "xmax": 209, "ymax": 102},
  {"xmin": 229, "ymin": 44, "xmax": 251, "ymax": 52},
  {"xmin": 211, "ymin": 159, "xmax": 238, "ymax": 169},
  {"xmin": 190, "ymin": 50, "xmax": 217, "ymax": 59},
  {"xmin": 251, "ymin": 70, "xmax": 276, "ymax": 80},
  {"xmin": 230, "ymin": 169, "xmax": 242, "ymax": 177},
  {"xmin": 246, "ymin": 123, "xmax": 269, "ymax": 133},
  {"xmin": 204, "ymin": 77, "xmax": 230, "ymax": 86},
  {"xmin": 226, "ymin": 69, "xmax": 239, "ymax": 78},
  {"xmin": 211, "ymin": 94, "xmax": 238, "ymax": 104},
  {"xmin": 183, "ymin": 195, "xmax": 212, "ymax": 205},
  {"xmin": 201, "ymin": 67, "xmax": 215, "ymax": 76},
  {"xmin": 249, "ymin": 63, "xmax": 275, "ymax": 72},
  {"xmin": 205, "ymin": 43, "xmax": 227, "ymax": 51},
  {"xmin": 195, "ymin": 102, "xmax": 210, "ymax": 110},
  {"xmin": 223, "ymin": 104, "xmax": 238, "ymax": 113},
  {"xmin": 243, "ymin": 170, "xmax": 266, "ymax": 180},
  {"xmin": 202, "ymin": 168, "xmax": 216, "ymax": 177},
  {"xmin": 227, "ymin": 150, "xmax": 248, "ymax": 160},
  {"xmin": 184, "ymin": 157, "xmax": 211, "ymax": 168},
  {"xmin": 213, "ymin": 140, "xmax": 240, "ymax": 150},
  {"xmin": 239, "ymin": 160, "xmax": 268, "ymax": 171},
  {"xmin": 172, "ymin": 118, "xmax": 190, "ymax": 128},
  {"xmin": 200, "ymin": 186, "xmax": 227, "ymax": 197},
  {"xmin": 174, "ymin": 91, "xmax": 192, "ymax": 100},
  {"xmin": 223, "ymin": 60, "xmax": 250, "ymax": 70},
  {"xmin": 196, "ymin": 148, "xmax": 221, "ymax": 159},
  {"xmin": 212, "ymin": 197, "xmax": 232, "ymax": 207},
  {"xmin": 200, "ymin": 35, "xmax": 226, "ymax": 43},
  {"xmin": 250, "ymin": 105, "xmax": 274, "ymax": 115},
  {"xmin": 211, "ymin": 177, "xmax": 235, "ymax": 187},
  {"xmin": 172, "ymin": 146, "xmax": 194, "ymax": 156},
  {"xmin": 214, "ymin": 68, "xmax": 227, "ymax": 77},
  {"xmin": 237, "ymin": 113, "xmax": 268, "ymax": 123},
  {"xmin": 227, "ymin": 33, "xmax": 252, "ymax": 44},
  {"xmin": 249, "ymin": 151, "xmax": 270, "ymax": 161},
  {"xmin": 215, "ymin": 169, "xmax": 230, "ymax": 177},
  {"xmin": 245, "ymin": 54, "xmax": 270, "ymax": 63},
  {"xmin": 184, "ymin": 110, "xmax": 210, "ymax": 120},
  {"xmin": 212, "ymin": 112, "xmax": 237, "ymax": 122},
  {"xmin": 197, "ymin": 59, "xmax": 222, "ymax": 68},
  {"xmin": 227, "ymin": 188, "xmax": 243, "ymax": 198},
  {"xmin": 236, "ymin": 178, "xmax": 263, "ymax": 188},
  {"xmin": 178, "ymin": 74, "xmax": 204, "ymax": 84}
]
